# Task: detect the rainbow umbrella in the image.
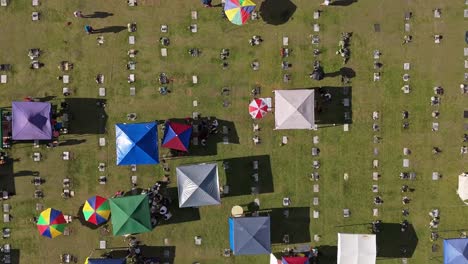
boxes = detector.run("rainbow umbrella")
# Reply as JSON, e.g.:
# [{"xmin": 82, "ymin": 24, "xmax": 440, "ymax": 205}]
[
  {"xmin": 37, "ymin": 208, "xmax": 66, "ymax": 238},
  {"xmin": 224, "ymin": 0, "xmax": 256, "ymax": 26},
  {"xmin": 83, "ymin": 195, "xmax": 110, "ymax": 225}
]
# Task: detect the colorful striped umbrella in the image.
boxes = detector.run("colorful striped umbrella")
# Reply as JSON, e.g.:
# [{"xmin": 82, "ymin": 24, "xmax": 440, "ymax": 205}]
[
  {"xmin": 224, "ymin": 0, "xmax": 256, "ymax": 25},
  {"xmin": 37, "ymin": 208, "xmax": 66, "ymax": 238},
  {"xmin": 83, "ymin": 195, "xmax": 110, "ymax": 225},
  {"xmin": 249, "ymin": 98, "xmax": 268, "ymax": 119}
]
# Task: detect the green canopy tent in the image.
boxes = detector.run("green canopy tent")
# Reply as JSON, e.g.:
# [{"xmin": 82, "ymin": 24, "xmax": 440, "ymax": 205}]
[{"xmin": 109, "ymin": 195, "xmax": 152, "ymax": 236}]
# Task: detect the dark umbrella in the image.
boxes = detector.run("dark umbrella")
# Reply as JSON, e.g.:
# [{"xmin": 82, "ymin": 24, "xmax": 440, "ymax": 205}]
[{"xmin": 259, "ymin": 0, "xmax": 296, "ymax": 25}]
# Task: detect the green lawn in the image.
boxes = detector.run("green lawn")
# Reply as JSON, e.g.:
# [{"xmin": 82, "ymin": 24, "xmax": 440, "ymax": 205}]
[{"xmin": 0, "ymin": 0, "xmax": 467, "ymax": 263}]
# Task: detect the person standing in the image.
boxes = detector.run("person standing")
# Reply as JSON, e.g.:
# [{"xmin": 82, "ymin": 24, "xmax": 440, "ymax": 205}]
[
  {"xmin": 84, "ymin": 25, "xmax": 93, "ymax": 34},
  {"xmin": 201, "ymin": 0, "xmax": 212, "ymax": 7},
  {"xmin": 73, "ymin": 10, "xmax": 83, "ymax": 18}
]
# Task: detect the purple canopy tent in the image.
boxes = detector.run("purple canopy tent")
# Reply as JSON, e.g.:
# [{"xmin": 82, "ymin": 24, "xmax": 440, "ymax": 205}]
[{"xmin": 12, "ymin": 102, "xmax": 52, "ymax": 140}]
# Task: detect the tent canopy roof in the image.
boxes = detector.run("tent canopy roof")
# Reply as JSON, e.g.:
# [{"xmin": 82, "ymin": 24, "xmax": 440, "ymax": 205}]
[
  {"xmin": 458, "ymin": 174, "xmax": 468, "ymax": 205},
  {"xmin": 229, "ymin": 216, "xmax": 271, "ymax": 255},
  {"xmin": 444, "ymin": 238, "xmax": 468, "ymax": 264},
  {"xmin": 274, "ymin": 90, "xmax": 315, "ymax": 130},
  {"xmin": 338, "ymin": 233, "xmax": 376, "ymax": 264},
  {"xmin": 162, "ymin": 121, "xmax": 192, "ymax": 152},
  {"xmin": 115, "ymin": 122, "xmax": 159, "ymax": 165},
  {"xmin": 12, "ymin": 101, "xmax": 52, "ymax": 140},
  {"xmin": 87, "ymin": 259, "xmax": 126, "ymax": 264},
  {"xmin": 176, "ymin": 163, "xmax": 220, "ymax": 208},
  {"xmin": 109, "ymin": 195, "xmax": 152, "ymax": 236}
]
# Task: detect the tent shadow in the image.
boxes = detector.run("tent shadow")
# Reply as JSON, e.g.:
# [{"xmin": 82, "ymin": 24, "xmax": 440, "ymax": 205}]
[
  {"xmin": 64, "ymin": 98, "xmax": 107, "ymax": 135},
  {"xmin": 107, "ymin": 246, "xmax": 175, "ymax": 263},
  {"xmin": 221, "ymin": 155, "xmax": 274, "ymax": 196},
  {"xmin": 0, "ymin": 158, "xmax": 16, "ymax": 195},
  {"xmin": 263, "ymin": 207, "xmax": 310, "ymax": 244},
  {"xmin": 316, "ymin": 245, "xmax": 338, "ymax": 264},
  {"xmin": 314, "ymin": 86, "xmax": 353, "ymax": 125},
  {"xmin": 259, "ymin": 0, "xmax": 297, "ymax": 25},
  {"xmin": 377, "ymin": 223, "xmax": 418, "ymax": 258},
  {"xmin": 156, "ymin": 187, "xmax": 201, "ymax": 226}
]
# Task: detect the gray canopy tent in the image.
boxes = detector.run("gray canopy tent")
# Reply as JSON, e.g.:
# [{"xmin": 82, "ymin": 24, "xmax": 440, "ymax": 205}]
[
  {"xmin": 176, "ymin": 163, "xmax": 221, "ymax": 208},
  {"xmin": 274, "ymin": 89, "xmax": 315, "ymax": 130}
]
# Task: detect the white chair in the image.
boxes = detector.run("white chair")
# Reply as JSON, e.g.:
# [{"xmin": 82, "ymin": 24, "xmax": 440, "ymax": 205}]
[
  {"xmin": 282, "ymin": 136, "xmax": 288, "ymax": 145},
  {"xmin": 130, "ymin": 87, "xmax": 136, "ymax": 96},
  {"xmin": 283, "ymin": 37, "xmax": 288, "ymax": 46},
  {"xmin": 129, "ymin": 36, "xmax": 135, "ymax": 45},
  {"xmin": 313, "ymin": 184, "xmax": 319, "ymax": 192},
  {"xmin": 128, "ymin": 0, "xmax": 137, "ymax": 6},
  {"xmin": 32, "ymin": 0, "xmax": 39, "ymax": 6},
  {"xmin": 313, "ymin": 210, "xmax": 319, "ymax": 219},
  {"xmin": 192, "ymin": 75, "xmax": 198, "ymax": 84},
  {"xmin": 62, "ymin": 151, "xmax": 70, "ymax": 160},
  {"xmin": 99, "ymin": 87, "xmax": 106, "ymax": 97},
  {"xmin": 161, "ymin": 48, "xmax": 167, "ymax": 57},
  {"xmin": 32, "ymin": 12, "xmax": 39, "ymax": 21},
  {"xmin": 0, "ymin": 0, "xmax": 8, "ymax": 7},
  {"xmin": 403, "ymin": 63, "xmax": 410, "ymax": 70},
  {"xmin": 63, "ymin": 75, "xmax": 69, "ymax": 84},
  {"xmin": 403, "ymin": 159, "xmax": 409, "ymax": 168},
  {"xmin": 128, "ymin": 74, "xmax": 135, "ymax": 83},
  {"xmin": 190, "ymin": 24, "xmax": 197, "ymax": 33},
  {"xmin": 0, "ymin": 75, "xmax": 7, "ymax": 84},
  {"xmin": 313, "ymin": 24, "xmax": 320, "ymax": 32},
  {"xmin": 191, "ymin": 11, "xmax": 198, "ymax": 20},
  {"xmin": 313, "ymin": 136, "xmax": 319, "ymax": 144},
  {"xmin": 99, "ymin": 137, "xmax": 106, "ymax": 147},
  {"xmin": 99, "ymin": 240, "xmax": 107, "ymax": 249},
  {"xmin": 313, "ymin": 11, "xmax": 320, "ymax": 19}
]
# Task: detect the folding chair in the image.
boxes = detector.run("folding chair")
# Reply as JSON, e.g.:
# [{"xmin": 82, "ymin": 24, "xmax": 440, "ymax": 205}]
[
  {"xmin": 313, "ymin": 11, "xmax": 320, "ymax": 19},
  {"xmin": 0, "ymin": 75, "xmax": 7, "ymax": 84},
  {"xmin": 403, "ymin": 63, "xmax": 410, "ymax": 70},
  {"xmin": 99, "ymin": 137, "xmax": 106, "ymax": 147},
  {"xmin": 192, "ymin": 75, "xmax": 198, "ymax": 84},
  {"xmin": 99, "ymin": 88, "xmax": 106, "ymax": 97},
  {"xmin": 63, "ymin": 75, "xmax": 69, "ymax": 84},
  {"xmin": 161, "ymin": 48, "xmax": 167, "ymax": 57},
  {"xmin": 313, "ymin": 197, "xmax": 319, "ymax": 205},
  {"xmin": 343, "ymin": 209, "xmax": 350, "ymax": 218},
  {"xmin": 282, "ymin": 136, "xmax": 288, "ymax": 145},
  {"xmin": 32, "ymin": 0, "xmax": 39, "ymax": 6},
  {"xmin": 130, "ymin": 87, "xmax": 136, "ymax": 96},
  {"xmin": 403, "ymin": 159, "xmax": 409, "ymax": 168},
  {"xmin": 283, "ymin": 37, "xmax": 288, "ymax": 46},
  {"xmin": 129, "ymin": 36, "xmax": 135, "ymax": 45},
  {"xmin": 0, "ymin": 0, "xmax": 8, "ymax": 6},
  {"xmin": 191, "ymin": 11, "xmax": 198, "ymax": 20},
  {"xmin": 314, "ymin": 24, "xmax": 320, "ymax": 32}
]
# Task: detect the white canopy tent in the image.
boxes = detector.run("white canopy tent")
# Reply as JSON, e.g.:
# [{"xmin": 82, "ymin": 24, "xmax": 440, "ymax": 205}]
[
  {"xmin": 458, "ymin": 173, "xmax": 468, "ymax": 205},
  {"xmin": 338, "ymin": 233, "xmax": 376, "ymax": 264},
  {"xmin": 274, "ymin": 89, "xmax": 315, "ymax": 130}
]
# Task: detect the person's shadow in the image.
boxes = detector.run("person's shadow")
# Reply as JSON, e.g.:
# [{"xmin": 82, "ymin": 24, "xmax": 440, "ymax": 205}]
[
  {"xmin": 330, "ymin": 0, "xmax": 358, "ymax": 6},
  {"xmin": 93, "ymin": 26, "xmax": 126, "ymax": 34},
  {"xmin": 83, "ymin": 11, "xmax": 114, "ymax": 18}
]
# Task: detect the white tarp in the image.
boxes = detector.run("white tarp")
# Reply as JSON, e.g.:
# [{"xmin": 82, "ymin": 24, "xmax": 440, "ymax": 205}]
[
  {"xmin": 458, "ymin": 173, "xmax": 468, "ymax": 205},
  {"xmin": 274, "ymin": 89, "xmax": 315, "ymax": 130},
  {"xmin": 338, "ymin": 233, "xmax": 376, "ymax": 264}
]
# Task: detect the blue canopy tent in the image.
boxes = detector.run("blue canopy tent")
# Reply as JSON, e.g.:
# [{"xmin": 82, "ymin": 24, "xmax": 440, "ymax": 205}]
[
  {"xmin": 229, "ymin": 216, "xmax": 271, "ymax": 255},
  {"xmin": 444, "ymin": 238, "xmax": 468, "ymax": 264},
  {"xmin": 115, "ymin": 122, "xmax": 159, "ymax": 165},
  {"xmin": 86, "ymin": 258, "xmax": 126, "ymax": 264}
]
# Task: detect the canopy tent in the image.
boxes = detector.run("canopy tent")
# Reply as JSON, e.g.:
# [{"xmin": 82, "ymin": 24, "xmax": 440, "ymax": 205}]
[
  {"xmin": 12, "ymin": 101, "xmax": 52, "ymax": 140},
  {"xmin": 444, "ymin": 238, "xmax": 468, "ymax": 264},
  {"xmin": 458, "ymin": 173, "xmax": 468, "ymax": 205},
  {"xmin": 282, "ymin": 256, "xmax": 310, "ymax": 264},
  {"xmin": 109, "ymin": 195, "xmax": 152, "ymax": 236},
  {"xmin": 337, "ymin": 233, "xmax": 376, "ymax": 264},
  {"xmin": 274, "ymin": 90, "xmax": 315, "ymax": 130},
  {"xmin": 115, "ymin": 122, "xmax": 159, "ymax": 165},
  {"xmin": 270, "ymin": 254, "xmax": 280, "ymax": 264},
  {"xmin": 229, "ymin": 216, "xmax": 271, "ymax": 255},
  {"xmin": 176, "ymin": 163, "xmax": 221, "ymax": 208},
  {"xmin": 161, "ymin": 121, "xmax": 192, "ymax": 152},
  {"xmin": 85, "ymin": 258, "xmax": 126, "ymax": 264}
]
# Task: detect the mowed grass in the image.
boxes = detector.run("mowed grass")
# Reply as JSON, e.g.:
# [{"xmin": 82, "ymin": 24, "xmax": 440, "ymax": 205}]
[{"xmin": 0, "ymin": 0, "xmax": 467, "ymax": 263}]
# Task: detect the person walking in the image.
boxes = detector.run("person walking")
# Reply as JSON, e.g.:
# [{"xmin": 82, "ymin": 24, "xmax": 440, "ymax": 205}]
[{"xmin": 73, "ymin": 10, "xmax": 83, "ymax": 18}]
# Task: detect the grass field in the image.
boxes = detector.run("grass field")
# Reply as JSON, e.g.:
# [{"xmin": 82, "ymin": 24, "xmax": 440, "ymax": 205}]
[{"xmin": 0, "ymin": 0, "xmax": 467, "ymax": 263}]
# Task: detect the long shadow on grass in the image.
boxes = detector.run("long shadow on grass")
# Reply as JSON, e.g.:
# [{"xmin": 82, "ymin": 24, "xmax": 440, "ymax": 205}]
[
  {"xmin": 93, "ymin": 26, "xmax": 126, "ymax": 34},
  {"xmin": 377, "ymin": 223, "xmax": 418, "ymax": 258},
  {"xmin": 221, "ymin": 155, "xmax": 274, "ymax": 196},
  {"xmin": 315, "ymin": 86, "xmax": 352, "ymax": 125},
  {"xmin": 159, "ymin": 117, "xmax": 239, "ymax": 157},
  {"xmin": 156, "ymin": 187, "xmax": 200, "ymax": 226},
  {"xmin": 0, "ymin": 158, "xmax": 15, "ymax": 195},
  {"xmin": 107, "ymin": 246, "xmax": 175, "ymax": 263},
  {"xmin": 330, "ymin": 0, "xmax": 358, "ymax": 6},
  {"xmin": 64, "ymin": 98, "xmax": 107, "ymax": 135},
  {"xmin": 261, "ymin": 207, "xmax": 310, "ymax": 244}
]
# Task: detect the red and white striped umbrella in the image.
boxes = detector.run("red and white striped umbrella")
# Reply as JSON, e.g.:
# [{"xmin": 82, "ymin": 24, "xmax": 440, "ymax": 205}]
[{"xmin": 249, "ymin": 98, "xmax": 268, "ymax": 119}]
